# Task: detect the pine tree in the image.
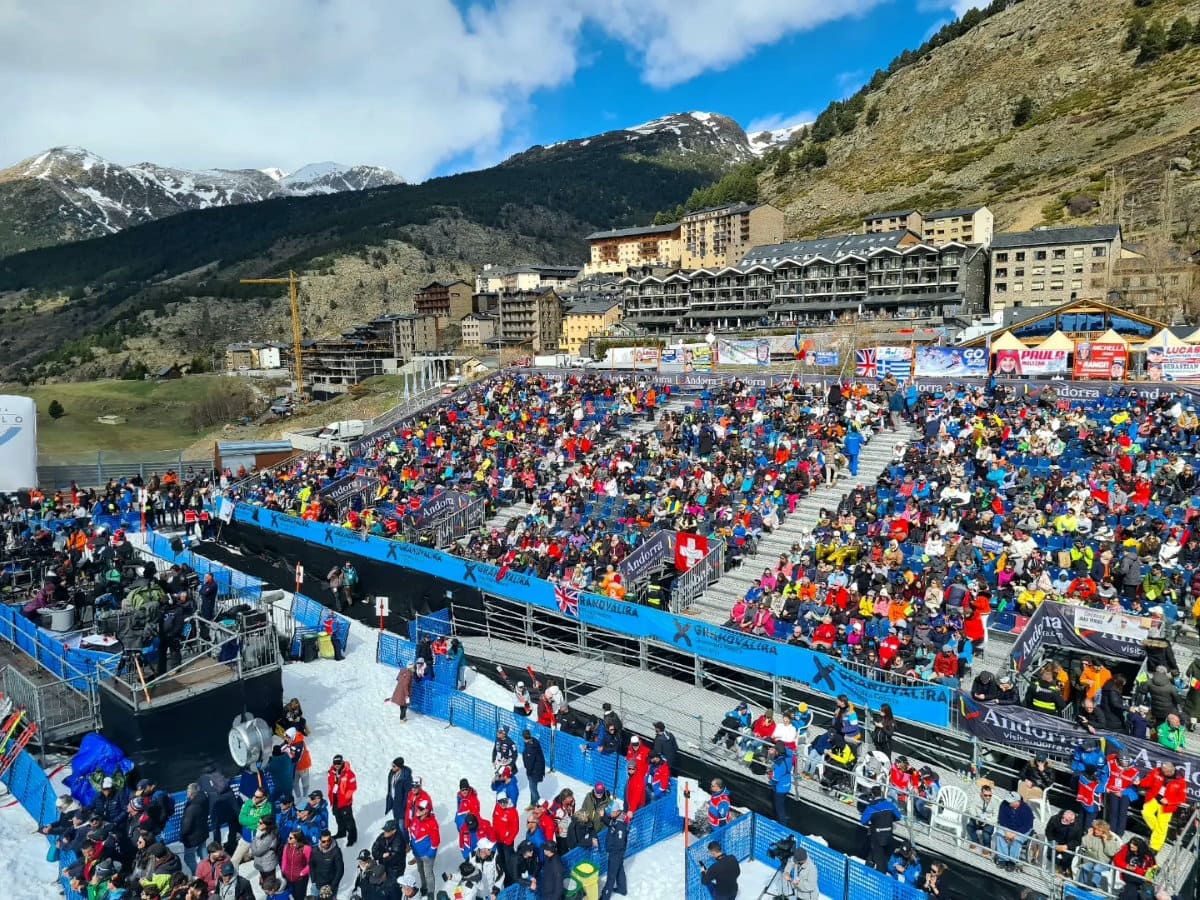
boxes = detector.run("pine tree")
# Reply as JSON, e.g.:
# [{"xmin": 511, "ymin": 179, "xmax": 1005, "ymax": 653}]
[
  {"xmin": 1012, "ymin": 95, "xmax": 1034, "ymax": 127},
  {"xmin": 47, "ymin": 400, "xmax": 64, "ymax": 419},
  {"xmin": 1167, "ymin": 16, "xmax": 1192, "ymax": 50},
  {"xmin": 774, "ymin": 153, "xmax": 793, "ymax": 178},
  {"xmin": 1138, "ymin": 21, "xmax": 1168, "ymax": 62},
  {"xmin": 1124, "ymin": 11, "xmax": 1147, "ymax": 50}
]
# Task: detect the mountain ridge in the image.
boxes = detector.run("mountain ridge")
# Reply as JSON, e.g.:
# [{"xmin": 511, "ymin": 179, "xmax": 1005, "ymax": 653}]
[{"xmin": 0, "ymin": 147, "xmax": 404, "ymax": 254}]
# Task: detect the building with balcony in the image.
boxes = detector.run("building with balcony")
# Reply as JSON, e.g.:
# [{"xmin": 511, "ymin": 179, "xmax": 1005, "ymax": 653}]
[
  {"xmin": 989, "ymin": 225, "xmax": 1122, "ymax": 312},
  {"xmin": 476, "ymin": 264, "xmax": 581, "ymax": 294},
  {"xmin": 461, "ymin": 313, "xmax": 498, "ymax": 347},
  {"xmin": 498, "ymin": 287, "xmax": 563, "ymax": 352},
  {"xmin": 863, "ymin": 209, "xmax": 924, "ymax": 235},
  {"xmin": 583, "ymin": 223, "xmax": 682, "ymax": 275},
  {"xmin": 414, "ymin": 279, "xmax": 474, "ymax": 322},
  {"xmin": 303, "ymin": 314, "xmax": 439, "ymax": 395},
  {"xmin": 680, "ymin": 203, "xmax": 785, "ymax": 269},
  {"xmin": 922, "ymin": 206, "xmax": 994, "ymax": 246},
  {"xmin": 620, "ymin": 231, "xmax": 988, "ymax": 334},
  {"xmin": 561, "ymin": 300, "xmax": 622, "ymax": 355}
]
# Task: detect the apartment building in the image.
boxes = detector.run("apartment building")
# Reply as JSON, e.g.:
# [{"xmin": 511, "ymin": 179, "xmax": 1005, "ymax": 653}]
[
  {"xmin": 1112, "ymin": 250, "xmax": 1197, "ymax": 319},
  {"xmin": 414, "ymin": 280, "xmax": 474, "ymax": 321},
  {"xmin": 460, "ymin": 313, "xmax": 498, "ymax": 347},
  {"xmin": 583, "ymin": 223, "xmax": 682, "ymax": 275},
  {"xmin": 476, "ymin": 264, "xmax": 580, "ymax": 294},
  {"xmin": 225, "ymin": 342, "xmax": 284, "ymax": 370},
  {"xmin": 990, "ymin": 225, "xmax": 1122, "ymax": 311},
  {"xmin": 561, "ymin": 300, "xmax": 622, "ymax": 355},
  {"xmin": 498, "ymin": 287, "xmax": 563, "ymax": 352},
  {"xmin": 922, "ymin": 206, "xmax": 994, "ymax": 246},
  {"xmin": 303, "ymin": 313, "xmax": 439, "ymax": 395},
  {"xmin": 863, "ymin": 210, "xmax": 924, "ymax": 235},
  {"xmin": 620, "ymin": 231, "xmax": 987, "ymax": 334},
  {"xmin": 680, "ymin": 203, "xmax": 785, "ymax": 269}
]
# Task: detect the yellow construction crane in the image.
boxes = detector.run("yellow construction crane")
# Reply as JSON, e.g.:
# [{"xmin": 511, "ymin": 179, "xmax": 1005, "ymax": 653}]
[{"xmin": 240, "ymin": 270, "xmax": 305, "ymax": 400}]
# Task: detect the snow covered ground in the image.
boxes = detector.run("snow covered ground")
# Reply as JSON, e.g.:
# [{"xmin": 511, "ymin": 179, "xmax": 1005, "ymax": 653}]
[{"xmin": 0, "ymin": 616, "xmax": 705, "ymax": 899}]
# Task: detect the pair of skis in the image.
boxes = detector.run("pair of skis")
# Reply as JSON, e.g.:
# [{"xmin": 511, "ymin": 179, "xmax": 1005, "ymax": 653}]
[
  {"xmin": 495, "ymin": 664, "xmax": 541, "ymax": 716},
  {"xmin": 0, "ymin": 706, "xmax": 38, "ymax": 780}
]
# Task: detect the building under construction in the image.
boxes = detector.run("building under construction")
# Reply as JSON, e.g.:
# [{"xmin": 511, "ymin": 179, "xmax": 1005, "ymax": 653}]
[{"xmin": 302, "ymin": 313, "xmax": 439, "ymax": 396}]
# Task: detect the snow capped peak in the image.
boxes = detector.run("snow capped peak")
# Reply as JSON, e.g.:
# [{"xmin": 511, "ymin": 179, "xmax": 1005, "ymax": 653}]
[
  {"xmin": 282, "ymin": 161, "xmax": 350, "ymax": 184},
  {"xmin": 260, "ymin": 167, "xmax": 287, "ymax": 182},
  {"xmin": 747, "ymin": 122, "xmax": 811, "ymax": 156}
]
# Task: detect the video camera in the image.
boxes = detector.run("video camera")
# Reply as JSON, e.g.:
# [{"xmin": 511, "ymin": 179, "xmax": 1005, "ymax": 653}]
[{"xmin": 766, "ymin": 834, "xmax": 796, "ymax": 864}]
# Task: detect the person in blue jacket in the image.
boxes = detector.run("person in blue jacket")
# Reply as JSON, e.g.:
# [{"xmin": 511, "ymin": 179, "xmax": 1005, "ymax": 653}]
[
  {"xmin": 843, "ymin": 428, "xmax": 864, "ymax": 477},
  {"xmin": 712, "ymin": 702, "xmax": 752, "ymax": 751},
  {"xmin": 767, "ymin": 742, "xmax": 793, "ymax": 825},
  {"xmin": 89, "ymin": 777, "xmax": 131, "ymax": 829},
  {"xmin": 888, "ymin": 845, "xmax": 922, "ymax": 886},
  {"xmin": 447, "ymin": 639, "xmax": 467, "ymax": 690}
]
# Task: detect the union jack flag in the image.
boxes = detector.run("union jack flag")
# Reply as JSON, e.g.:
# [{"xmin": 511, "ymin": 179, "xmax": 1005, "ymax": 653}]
[
  {"xmin": 554, "ymin": 583, "xmax": 581, "ymax": 618},
  {"xmin": 855, "ymin": 348, "xmax": 878, "ymax": 378}
]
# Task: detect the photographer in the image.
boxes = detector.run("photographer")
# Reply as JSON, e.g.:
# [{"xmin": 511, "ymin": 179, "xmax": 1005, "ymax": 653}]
[
  {"xmin": 700, "ymin": 841, "xmax": 740, "ymax": 900},
  {"xmin": 784, "ymin": 846, "xmax": 819, "ymax": 900}
]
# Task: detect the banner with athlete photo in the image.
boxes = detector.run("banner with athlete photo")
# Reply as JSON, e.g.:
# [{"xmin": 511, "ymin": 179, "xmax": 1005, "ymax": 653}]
[
  {"xmin": 1009, "ymin": 600, "xmax": 1150, "ymax": 672},
  {"xmin": 717, "ymin": 339, "xmax": 772, "ymax": 367},
  {"xmin": 1072, "ymin": 341, "xmax": 1127, "ymax": 380},
  {"xmin": 914, "ymin": 347, "xmax": 988, "ymax": 378},
  {"xmin": 1147, "ymin": 344, "xmax": 1200, "ymax": 382},
  {"xmin": 992, "ymin": 348, "xmax": 1068, "ymax": 377}
]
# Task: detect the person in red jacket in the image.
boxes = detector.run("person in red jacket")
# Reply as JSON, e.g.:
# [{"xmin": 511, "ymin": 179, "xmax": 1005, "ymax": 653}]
[
  {"xmin": 458, "ymin": 813, "xmax": 494, "ymax": 860},
  {"xmin": 811, "ymin": 616, "xmax": 837, "ymax": 649},
  {"xmin": 645, "ymin": 754, "xmax": 671, "ymax": 801},
  {"xmin": 888, "ymin": 757, "xmax": 918, "ymax": 805},
  {"xmin": 455, "ymin": 779, "xmax": 481, "ymax": 832},
  {"xmin": 327, "ymin": 755, "xmax": 358, "ymax": 847},
  {"xmin": 625, "ymin": 735, "xmax": 650, "ymax": 774},
  {"xmin": 405, "ymin": 777, "xmax": 432, "ymax": 833},
  {"xmin": 623, "ymin": 758, "xmax": 647, "ymax": 815},
  {"xmin": 491, "ymin": 793, "xmax": 520, "ymax": 883},
  {"xmin": 1113, "ymin": 836, "xmax": 1155, "ymax": 877},
  {"xmin": 1105, "ymin": 753, "xmax": 1139, "ymax": 836},
  {"xmin": 1139, "ymin": 762, "xmax": 1187, "ymax": 851}
]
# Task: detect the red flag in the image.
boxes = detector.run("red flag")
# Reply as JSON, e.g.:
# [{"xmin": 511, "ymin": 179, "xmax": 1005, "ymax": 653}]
[{"xmin": 675, "ymin": 532, "xmax": 709, "ymax": 572}]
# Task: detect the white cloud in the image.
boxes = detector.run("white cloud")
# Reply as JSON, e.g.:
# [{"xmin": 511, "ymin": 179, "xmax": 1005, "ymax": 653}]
[
  {"xmin": 745, "ymin": 111, "xmax": 817, "ymax": 137},
  {"xmin": 0, "ymin": 0, "xmax": 885, "ymax": 179}
]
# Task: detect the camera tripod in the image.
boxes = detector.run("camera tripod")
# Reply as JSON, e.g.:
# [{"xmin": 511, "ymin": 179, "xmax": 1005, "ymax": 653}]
[{"xmin": 759, "ymin": 857, "xmax": 790, "ymax": 900}]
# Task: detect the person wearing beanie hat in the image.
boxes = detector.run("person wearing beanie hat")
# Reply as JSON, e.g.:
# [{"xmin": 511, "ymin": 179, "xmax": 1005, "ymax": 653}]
[
  {"xmin": 386, "ymin": 756, "xmax": 413, "ymax": 825},
  {"xmin": 455, "ymin": 779, "xmax": 482, "ymax": 832},
  {"xmin": 327, "ymin": 754, "xmax": 358, "ymax": 847},
  {"xmin": 786, "ymin": 846, "xmax": 819, "ymax": 900},
  {"xmin": 521, "ymin": 729, "xmax": 546, "ymax": 810},
  {"xmin": 491, "ymin": 790, "xmax": 520, "ymax": 883},
  {"xmin": 599, "ymin": 802, "xmax": 630, "ymax": 900}
]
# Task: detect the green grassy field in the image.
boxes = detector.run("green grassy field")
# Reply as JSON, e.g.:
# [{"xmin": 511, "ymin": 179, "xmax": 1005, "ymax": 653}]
[{"xmin": 1, "ymin": 376, "xmax": 230, "ymax": 459}]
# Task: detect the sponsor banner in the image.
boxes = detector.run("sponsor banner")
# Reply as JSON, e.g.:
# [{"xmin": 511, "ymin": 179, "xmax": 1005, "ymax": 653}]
[
  {"xmin": 717, "ymin": 339, "xmax": 771, "ymax": 367},
  {"xmin": 660, "ymin": 344, "xmax": 713, "ymax": 373},
  {"xmin": 914, "ymin": 347, "xmax": 989, "ymax": 378},
  {"xmin": 0, "ymin": 395, "xmax": 37, "ymax": 491},
  {"xmin": 319, "ymin": 474, "xmax": 381, "ymax": 513},
  {"xmin": 957, "ymin": 694, "xmax": 1199, "ymax": 800},
  {"xmin": 1148, "ymin": 344, "xmax": 1200, "ymax": 382},
  {"xmin": 1010, "ymin": 600, "xmax": 1149, "ymax": 672},
  {"xmin": 607, "ymin": 347, "xmax": 661, "ymax": 370},
  {"xmin": 809, "ymin": 351, "xmax": 840, "ymax": 367},
  {"xmin": 618, "ymin": 532, "xmax": 673, "ymax": 585},
  {"xmin": 405, "ymin": 489, "xmax": 473, "ymax": 526},
  {"xmin": 234, "ymin": 502, "xmax": 952, "ymax": 725},
  {"xmin": 1073, "ymin": 342, "xmax": 1127, "ymax": 381},
  {"xmin": 993, "ymin": 349, "xmax": 1069, "ymax": 377}
]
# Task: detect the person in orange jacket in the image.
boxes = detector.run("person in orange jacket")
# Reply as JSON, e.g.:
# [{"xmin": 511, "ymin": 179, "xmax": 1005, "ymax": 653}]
[{"xmin": 327, "ymin": 755, "xmax": 358, "ymax": 847}]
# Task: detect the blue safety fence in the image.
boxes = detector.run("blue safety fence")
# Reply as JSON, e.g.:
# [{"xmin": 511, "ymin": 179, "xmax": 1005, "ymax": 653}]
[
  {"xmin": 685, "ymin": 813, "xmax": 927, "ymax": 900},
  {"xmin": 409, "ymin": 607, "xmax": 452, "ymax": 643},
  {"xmin": 1063, "ymin": 886, "xmax": 1109, "ymax": 900},
  {"xmin": 0, "ymin": 603, "xmax": 121, "ymax": 691},
  {"xmin": 292, "ymin": 593, "xmax": 352, "ymax": 653},
  {"xmin": 143, "ymin": 530, "xmax": 263, "ymax": 603},
  {"xmin": 377, "ymin": 629, "xmax": 460, "ymax": 689}
]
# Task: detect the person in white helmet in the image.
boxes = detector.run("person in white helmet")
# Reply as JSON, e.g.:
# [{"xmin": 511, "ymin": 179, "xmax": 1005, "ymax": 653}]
[
  {"xmin": 397, "ymin": 870, "xmax": 420, "ymax": 898},
  {"xmin": 513, "ymin": 681, "xmax": 531, "ymax": 717}
]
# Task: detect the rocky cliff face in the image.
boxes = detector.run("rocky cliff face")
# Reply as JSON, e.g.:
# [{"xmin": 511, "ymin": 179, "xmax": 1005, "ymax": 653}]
[
  {"xmin": 761, "ymin": 0, "xmax": 1200, "ymax": 242},
  {"xmin": 0, "ymin": 147, "xmax": 403, "ymax": 254}
]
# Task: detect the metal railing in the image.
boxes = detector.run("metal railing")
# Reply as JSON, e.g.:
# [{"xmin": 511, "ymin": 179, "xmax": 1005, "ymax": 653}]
[
  {"xmin": 670, "ymin": 538, "xmax": 725, "ymax": 612},
  {"xmin": 104, "ymin": 613, "xmax": 280, "ymax": 711},
  {"xmin": 0, "ymin": 663, "xmax": 99, "ymax": 749},
  {"xmin": 425, "ymin": 495, "xmax": 488, "ymax": 548}
]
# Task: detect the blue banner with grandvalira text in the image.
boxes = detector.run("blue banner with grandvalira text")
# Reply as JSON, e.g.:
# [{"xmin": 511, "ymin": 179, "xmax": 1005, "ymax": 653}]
[{"xmin": 234, "ymin": 503, "xmax": 952, "ymax": 726}]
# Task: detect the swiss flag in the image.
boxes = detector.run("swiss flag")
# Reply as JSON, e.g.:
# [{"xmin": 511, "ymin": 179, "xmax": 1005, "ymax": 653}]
[{"xmin": 675, "ymin": 532, "xmax": 709, "ymax": 572}]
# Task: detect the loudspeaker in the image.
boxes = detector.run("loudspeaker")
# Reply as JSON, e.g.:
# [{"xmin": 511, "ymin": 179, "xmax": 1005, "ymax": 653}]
[{"xmin": 169, "ymin": 537, "xmax": 184, "ymax": 553}]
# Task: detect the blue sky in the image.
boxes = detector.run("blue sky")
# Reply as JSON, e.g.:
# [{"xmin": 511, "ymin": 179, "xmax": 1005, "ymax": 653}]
[
  {"xmin": 3, "ymin": 0, "xmax": 970, "ymax": 179},
  {"xmin": 435, "ymin": 1, "xmax": 962, "ymax": 175}
]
